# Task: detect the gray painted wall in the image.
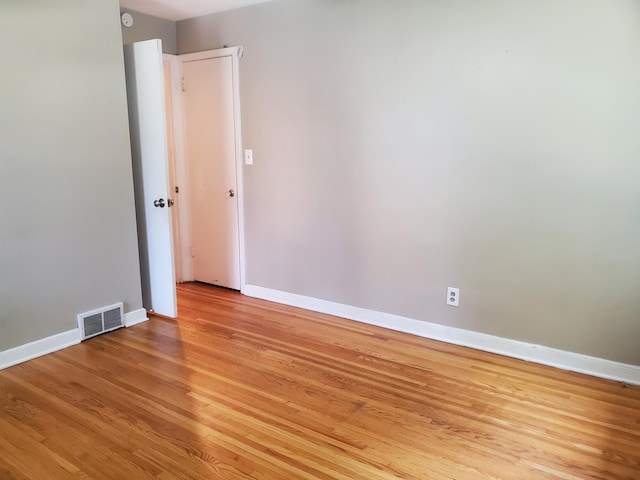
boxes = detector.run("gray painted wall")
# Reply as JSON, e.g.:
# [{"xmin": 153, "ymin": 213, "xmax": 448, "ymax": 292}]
[
  {"xmin": 121, "ymin": 8, "xmax": 177, "ymax": 54},
  {"xmin": 0, "ymin": 1, "xmax": 143, "ymax": 351},
  {"xmin": 177, "ymin": 0, "xmax": 640, "ymax": 365}
]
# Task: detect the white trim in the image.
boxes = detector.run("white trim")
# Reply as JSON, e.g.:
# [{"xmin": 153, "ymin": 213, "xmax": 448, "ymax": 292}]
[
  {"xmin": 124, "ymin": 308, "xmax": 149, "ymax": 327},
  {"xmin": 177, "ymin": 46, "xmax": 247, "ymax": 290},
  {"xmin": 0, "ymin": 307, "xmax": 149, "ymax": 371},
  {"xmin": 0, "ymin": 329, "xmax": 81, "ymax": 370},
  {"xmin": 243, "ymin": 285, "xmax": 640, "ymax": 386},
  {"xmin": 231, "ymin": 49, "xmax": 248, "ymax": 293},
  {"xmin": 178, "ymin": 46, "xmax": 243, "ymax": 63},
  {"xmin": 163, "ymin": 53, "xmax": 193, "ymax": 283}
]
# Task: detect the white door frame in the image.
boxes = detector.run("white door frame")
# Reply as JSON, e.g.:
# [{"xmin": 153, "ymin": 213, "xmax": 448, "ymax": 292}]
[
  {"xmin": 170, "ymin": 46, "xmax": 246, "ymax": 291},
  {"xmin": 162, "ymin": 53, "xmax": 192, "ymax": 283}
]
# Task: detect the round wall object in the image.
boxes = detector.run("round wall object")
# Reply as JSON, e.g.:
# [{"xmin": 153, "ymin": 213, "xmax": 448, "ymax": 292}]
[{"xmin": 121, "ymin": 12, "xmax": 134, "ymax": 28}]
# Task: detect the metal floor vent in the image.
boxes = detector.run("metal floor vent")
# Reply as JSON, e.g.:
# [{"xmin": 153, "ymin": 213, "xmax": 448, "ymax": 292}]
[{"xmin": 78, "ymin": 303, "xmax": 124, "ymax": 340}]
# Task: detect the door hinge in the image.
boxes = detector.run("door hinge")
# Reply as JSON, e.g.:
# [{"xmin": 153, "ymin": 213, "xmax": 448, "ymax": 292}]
[
  {"xmin": 190, "ymin": 247, "xmax": 195, "ymax": 257},
  {"xmin": 181, "ymin": 77, "xmax": 186, "ymax": 92},
  {"xmin": 175, "ymin": 186, "xmax": 179, "ymax": 194}
]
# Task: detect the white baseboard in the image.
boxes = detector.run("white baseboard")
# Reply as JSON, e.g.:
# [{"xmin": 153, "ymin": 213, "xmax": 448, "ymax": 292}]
[
  {"xmin": 0, "ymin": 308, "xmax": 149, "ymax": 371},
  {"xmin": 124, "ymin": 308, "xmax": 148, "ymax": 327},
  {"xmin": 242, "ymin": 284, "xmax": 640, "ymax": 386},
  {"xmin": 0, "ymin": 329, "xmax": 81, "ymax": 370}
]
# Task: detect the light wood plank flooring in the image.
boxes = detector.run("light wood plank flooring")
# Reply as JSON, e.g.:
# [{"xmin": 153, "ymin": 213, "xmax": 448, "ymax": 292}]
[{"xmin": 1, "ymin": 282, "xmax": 639, "ymax": 479}]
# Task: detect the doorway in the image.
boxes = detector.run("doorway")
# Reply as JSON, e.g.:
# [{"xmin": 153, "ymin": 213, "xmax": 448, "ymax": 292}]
[
  {"xmin": 165, "ymin": 47, "xmax": 246, "ymax": 291},
  {"xmin": 125, "ymin": 42, "xmax": 245, "ymax": 317}
]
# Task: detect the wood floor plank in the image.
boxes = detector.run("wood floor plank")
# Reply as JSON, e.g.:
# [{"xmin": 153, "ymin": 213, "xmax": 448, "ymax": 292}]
[{"xmin": 1, "ymin": 282, "xmax": 639, "ymax": 479}]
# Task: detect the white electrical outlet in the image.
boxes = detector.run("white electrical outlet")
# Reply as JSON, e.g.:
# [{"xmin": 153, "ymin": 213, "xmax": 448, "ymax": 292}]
[{"xmin": 447, "ymin": 287, "xmax": 459, "ymax": 307}]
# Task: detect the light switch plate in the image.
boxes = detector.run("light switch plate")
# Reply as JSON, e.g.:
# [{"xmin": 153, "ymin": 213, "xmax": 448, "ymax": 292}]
[{"xmin": 244, "ymin": 149, "xmax": 253, "ymax": 165}]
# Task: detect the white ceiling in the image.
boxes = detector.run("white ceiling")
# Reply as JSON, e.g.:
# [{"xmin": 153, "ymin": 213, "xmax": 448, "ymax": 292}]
[{"xmin": 120, "ymin": 0, "xmax": 272, "ymax": 21}]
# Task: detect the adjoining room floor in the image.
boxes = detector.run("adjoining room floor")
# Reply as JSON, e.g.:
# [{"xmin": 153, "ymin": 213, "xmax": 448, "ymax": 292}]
[{"xmin": 1, "ymin": 282, "xmax": 639, "ymax": 479}]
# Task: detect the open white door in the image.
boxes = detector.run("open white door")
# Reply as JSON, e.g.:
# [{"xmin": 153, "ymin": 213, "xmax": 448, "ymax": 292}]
[{"xmin": 124, "ymin": 39, "xmax": 177, "ymax": 317}]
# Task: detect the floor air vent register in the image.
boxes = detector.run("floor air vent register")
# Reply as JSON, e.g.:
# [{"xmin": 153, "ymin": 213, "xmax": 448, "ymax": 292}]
[{"xmin": 78, "ymin": 303, "xmax": 124, "ymax": 340}]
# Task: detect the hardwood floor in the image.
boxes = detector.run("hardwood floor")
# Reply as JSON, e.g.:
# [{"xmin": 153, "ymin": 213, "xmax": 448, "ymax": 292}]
[{"xmin": 1, "ymin": 282, "xmax": 639, "ymax": 479}]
